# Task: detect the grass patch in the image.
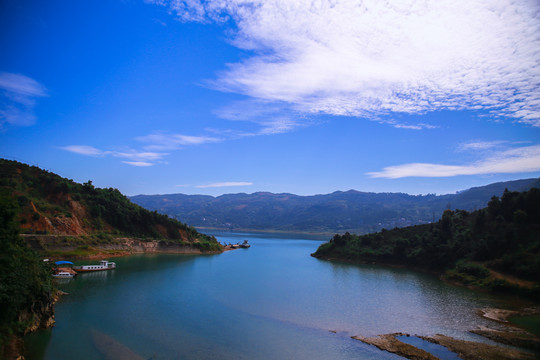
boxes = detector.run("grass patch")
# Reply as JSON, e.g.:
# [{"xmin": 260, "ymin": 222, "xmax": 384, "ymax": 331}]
[{"xmin": 443, "ymin": 262, "xmax": 490, "ymax": 286}]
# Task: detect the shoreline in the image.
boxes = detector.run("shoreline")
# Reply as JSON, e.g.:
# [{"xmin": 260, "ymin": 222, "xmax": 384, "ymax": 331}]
[
  {"xmin": 351, "ymin": 307, "xmax": 540, "ymax": 360},
  {"xmin": 196, "ymin": 227, "xmax": 334, "ymax": 239},
  {"xmin": 23, "ymin": 235, "xmax": 225, "ymax": 261},
  {"xmin": 316, "ymin": 254, "xmax": 540, "ymax": 357},
  {"xmin": 312, "ymin": 253, "xmax": 539, "ymax": 303},
  {"xmin": 9, "ymin": 239, "xmax": 228, "ymax": 359}
]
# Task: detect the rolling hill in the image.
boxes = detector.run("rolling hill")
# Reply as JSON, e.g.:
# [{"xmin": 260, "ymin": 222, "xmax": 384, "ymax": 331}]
[
  {"xmin": 0, "ymin": 158, "xmax": 220, "ymax": 251},
  {"xmin": 131, "ymin": 178, "xmax": 540, "ymax": 234}
]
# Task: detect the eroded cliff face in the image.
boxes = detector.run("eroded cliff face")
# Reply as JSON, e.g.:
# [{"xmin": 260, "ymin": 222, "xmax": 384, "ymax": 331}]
[
  {"xmin": 20, "ymin": 196, "xmax": 91, "ymax": 236},
  {"xmin": 19, "ymin": 195, "xmax": 194, "ymax": 242}
]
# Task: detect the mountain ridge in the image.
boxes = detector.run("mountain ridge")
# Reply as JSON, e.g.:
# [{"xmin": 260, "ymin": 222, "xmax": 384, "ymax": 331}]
[{"xmin": 131, "ymin": 178, "xmax": 540, "ymax": 234}]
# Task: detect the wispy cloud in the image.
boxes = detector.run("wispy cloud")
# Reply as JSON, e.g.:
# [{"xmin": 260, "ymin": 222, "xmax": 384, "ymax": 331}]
[
  {"xmin": 61, "ymin": 145, "xmax": 105, "ymax": 156},
  {"xmin": 152, "ymin": 0, "xmax": 540, "ymax": 127},
  {"xmin": 196, "ymin": 181, "xmax": 253, "ymax": 188},
  {"xmin": 61, "ymin": 130, "xmax": 224, "ymax": 166},
  {"xmin": 136, "ymin": 132, "xmax": 221, "ymax": 151},
  {"xmin": 0, "ymin": 72, "xmax": 48, "ymax": 128},
  {"xmin": 456, "ymin": 140, "xmax": 519, "ymax": 152},
  {"xmin": 368, "ymin": 144, "xmax": 540, "ymax": 178},
  {"xmin": 61, "ymin": 145, "xmax": 168, "ymax": 166},
  {"xmin": 212, "ymin": 100, "xmax": 310, "ymax": 136},
  {"xmin": 122, "ymin": 161, "xmax": 154, "ymax": 167}
]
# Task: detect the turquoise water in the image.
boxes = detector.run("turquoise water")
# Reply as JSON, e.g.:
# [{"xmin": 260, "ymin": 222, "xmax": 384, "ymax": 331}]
[{"xmin": 25, "ymin": 232, "xmax": 509, "ymax": 359}]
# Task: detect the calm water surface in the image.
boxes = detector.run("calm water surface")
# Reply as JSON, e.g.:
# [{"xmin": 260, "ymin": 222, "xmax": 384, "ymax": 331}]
[{"xmin": 26, "ymin": 232, "xmax": 511, "ymax": 359}]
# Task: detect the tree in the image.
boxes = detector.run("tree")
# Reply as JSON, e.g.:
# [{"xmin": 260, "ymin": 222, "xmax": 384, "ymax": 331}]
[{"xmin": 0, "ymin": 190, "xmax": 53, "ymax": 354}]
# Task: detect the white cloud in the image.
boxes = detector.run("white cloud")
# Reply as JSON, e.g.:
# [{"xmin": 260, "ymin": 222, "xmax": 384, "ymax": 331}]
[
  {"xmin": 212, "ymin": 100, "xmax": 309, "ymax": 136},
  {"xmin": 61, "ymin": 131, "xmax": 223, "ymax": 165},
  {"xmin": 457, "ymin": 140, "xmax": 507, "ymax": 151},
  {"xmin": 196, "ymin": 181, "xmax": 253, "ymax": 188},
  {"xmin": 112, "ymin": 150, "xmax": 165, "ymax": 162},
  {"xmin": 0, "ymin": 72, "xmax": 47, "ymax": 97},
  {"xmin": 368, "ymin": 144, "xmax": 540, "ymax": 178},
  {"xmin": 122, "ymin": 161, "xmax": 154, "ymax": 167},
  {"xmin": 0, "ymin": 72, "xmax": 48, "ymax": 128},
  {"xmin": 136, "ymin": 132, "xmax": 221, "ymax": 150},
  {"xmin": 152, "ymin": 0, "xmax": 540, "ymax": 126},
  {"xmin": 61, "ymin": 145, "xmax": 105, "ymax": 156},
  {"xmin": 61, "ymin": 144, "xmax": 167, "ymax": 166}
]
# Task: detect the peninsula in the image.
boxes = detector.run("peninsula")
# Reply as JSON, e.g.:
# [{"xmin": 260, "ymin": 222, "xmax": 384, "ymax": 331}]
[{"xmin": 312, "ymin": 187, "xmax": 540, "ymax": 298}]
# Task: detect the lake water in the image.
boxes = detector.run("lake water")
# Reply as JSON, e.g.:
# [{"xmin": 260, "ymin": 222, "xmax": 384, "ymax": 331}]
[{"xmin": 25, "ymin": 232, "xmax": 512, "ymax": 359}]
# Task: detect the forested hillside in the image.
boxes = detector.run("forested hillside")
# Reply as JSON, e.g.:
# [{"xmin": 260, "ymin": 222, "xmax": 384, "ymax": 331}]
[
  {"xmin": 0, "ymin": 159, "xmax": 224, "ymax": 357},
  {"xmin": 131, "ymin": 178, "xmax": 540, "ymax": 234},
  {"xmin": 313, "ymin": 188, "xmax": 540, "ymax": 298},
  {"xmin": 0, "ymin": 190, "xmax": 54, "ymax": 357},
  {"xmin": 0, "ymin": 159, "xmax": 219, "ymax": 247}
]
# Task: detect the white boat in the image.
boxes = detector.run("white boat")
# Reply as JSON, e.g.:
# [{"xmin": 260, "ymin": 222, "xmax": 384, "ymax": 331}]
[
  {"xmin": 73, "ymin": 260, "xmax": 116, "ymax": 273},
  {"xmin": 52, "ymin": 271, "xmax": 75, "ymax": 279}
]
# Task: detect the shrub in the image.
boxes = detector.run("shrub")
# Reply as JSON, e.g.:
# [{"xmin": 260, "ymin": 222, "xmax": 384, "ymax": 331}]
[{"xmin": 455, "ymin": 261, "xmax": 490, "ymax": 279}]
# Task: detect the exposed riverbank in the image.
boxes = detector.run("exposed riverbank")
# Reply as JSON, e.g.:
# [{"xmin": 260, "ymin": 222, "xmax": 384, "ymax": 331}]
[
  {"xmin": 352, "ymin": 307, "xmax": 540, "ymax": 360},
  {"xmin": 22, "ymin": 234, "xmax": 224, "ymax": 260},
  {"xmin": 316, "ymin": 251, "xmax": 540, "ymax": 358}
]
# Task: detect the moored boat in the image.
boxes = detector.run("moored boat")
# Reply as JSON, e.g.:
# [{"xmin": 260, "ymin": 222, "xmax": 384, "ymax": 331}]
[
  {"xmin": 73, "ymin": 260, "xmax": 116, "ymax": 272},
  {"xmin": 240, "ymin": 240, "xmax": 251, "ymax": 248},
  {"xmin": 52, "ymin": 260, "xmax": 77, "ymax": 279},
  {"xmin": 52, "ymin": 271, "xmax": 76, "ymax": 279}
]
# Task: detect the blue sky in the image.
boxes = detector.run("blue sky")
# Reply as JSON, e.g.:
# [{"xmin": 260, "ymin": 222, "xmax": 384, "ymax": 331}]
[{"xmin": 1, "ymin": 0, "xmax": 539, "ymax": 196}]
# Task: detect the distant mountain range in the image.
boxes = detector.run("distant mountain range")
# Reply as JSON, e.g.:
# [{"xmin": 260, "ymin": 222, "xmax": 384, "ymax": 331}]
[{"xmin": 131, "ymin": 178, "xmax": 540, "ymax": 234}]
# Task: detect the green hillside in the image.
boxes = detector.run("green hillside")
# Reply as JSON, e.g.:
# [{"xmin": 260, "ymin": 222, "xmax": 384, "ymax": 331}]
[
  {"xmin": 0, "ymin": 189, "xmax": 54, "ymax": 357},
  {"xmin": 0, "ymin": 158, "xmax": 224, "ymax": 356},
  {"xmin": 0, "ymin": 159, "xmax": 220, "ymax": 250},
  {"xmin": 313, "ymin": 188, "xmax": 540, "ymax": 299}
]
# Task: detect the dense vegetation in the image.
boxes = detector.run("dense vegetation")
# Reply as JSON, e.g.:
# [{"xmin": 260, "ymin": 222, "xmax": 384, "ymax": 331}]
[
  {"xmin": 313, "ymin": 188, "xmax": 540, "ymax": 298},
  {"xmin": 131, "ymin": 178, "xmax": 540, "ymax": 234},
  {"xmin": 0, "ymin": 159, "xmax": 220, "ymax": 249},
  {"xmin": 0, "ymin": 159, "xmax": 225, "ymax": 356},
  {"xmin": 0, "ymin": 190, "xmax": 54, "ymax": 355}
]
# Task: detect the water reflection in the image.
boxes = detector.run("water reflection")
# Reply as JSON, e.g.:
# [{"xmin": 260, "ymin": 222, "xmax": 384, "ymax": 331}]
[
  {"xmin": 76, "ymin": 270, "xmax": 115, "ymax": 281},
  {"xmin": 28, "ymin": 233, "xmax": 511, "ymax": 360}
]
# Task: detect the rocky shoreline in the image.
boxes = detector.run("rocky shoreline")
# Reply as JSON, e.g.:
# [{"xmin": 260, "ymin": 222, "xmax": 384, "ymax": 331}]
[
  {"xmin": 23, "ymin": 235, "xmax": 224, "ymax": 259},
  {"xmin": 4, "ymin": 290, "xmax": 66, "ymax": 360},
  {"xmin": 352, "ymin": 307, "xmax": 540, "ymax": 360},
  {"xmin": 472, "ymin": 307, "xmax": 540, "ymax": 351}
]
